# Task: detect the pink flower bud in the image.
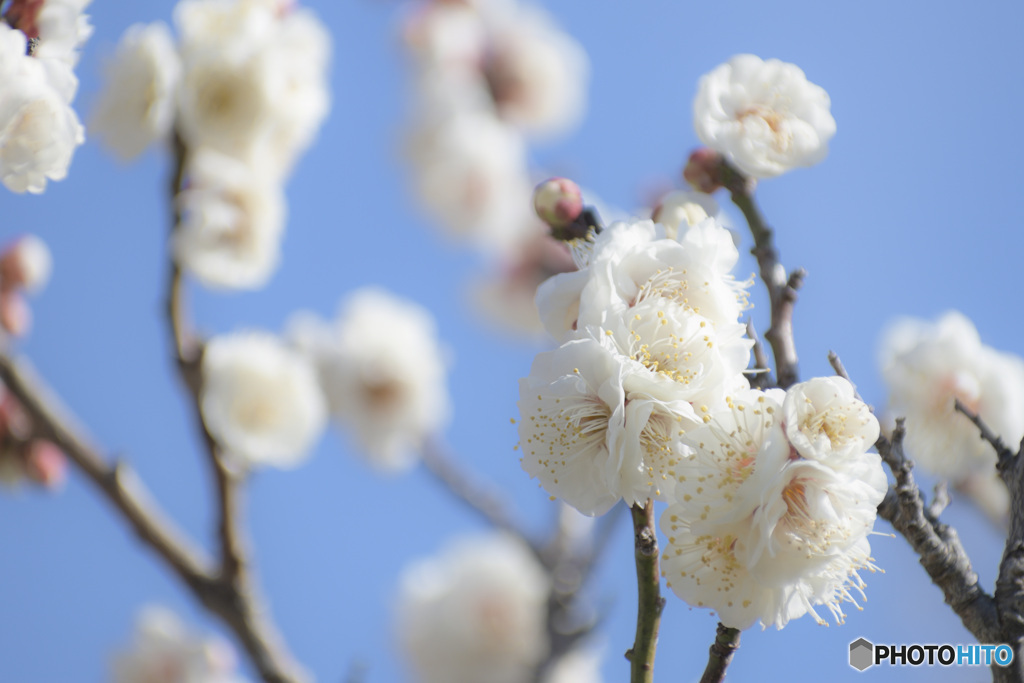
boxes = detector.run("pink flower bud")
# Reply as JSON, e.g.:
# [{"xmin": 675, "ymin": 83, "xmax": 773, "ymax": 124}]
[
  {"xmin": 0, "ymin": 391, "xmax": 32, "ymax": 442},
  {"xmin": 533, "ymin": 178, "xmax": 583, "ymax": 229},
  {"xmin": 683, "ymin": 148, "xmax": 725, "ymax": 194},
  {"xmin": 0, "ymin": 235, "xmax": 52, "ymax": 294},
  {"xmin": 24, "ymin": 441, "xmax": 67, "ymax": 489},
  {"xmin": 0, "ymin": 290, "xmax": 31, "ymax": 337},
  {"xmin": 2, "ymin": 0, "xmax": 44, "ymax": 39}
]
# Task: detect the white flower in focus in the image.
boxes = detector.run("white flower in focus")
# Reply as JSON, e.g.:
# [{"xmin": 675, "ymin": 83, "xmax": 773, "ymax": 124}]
[
  {"xmin": 480, "ymin": 5, "xmax": 588, "ymax": 138},
  {"xmin": 518, "ymin": 331, "xmax": 697, "ymax": 515},
  {"xmin": 880, "ymin": 311, "xmax": 1024, "ymax": 480},
  {"xmin": 289, "ymin": 288, "xmax": 450, "ymax": 471},
  {"xmin": 0, "ymin": 24, "xmax": 84, "ymax": 194},
  {"xmin": 201, "ymin": 331, "xmax": 326, "ymax": 469},
  {"xmin": 661, "ymin": 387, "xmax": 885, "ymax": 630},
  {"xmin": 536, "ymin": 218, "xmax": 751, "ymax": 343},
  {"xmin": 408, "ymin": 110, "xmax": 534, "ymax": 252},
  {"xmin": 694, "ymin": 54, "xmax": 835, "ymax": 179},
  {"xmin": 173, "ymin": 149, "xmax": 285, "ymax": 290},
  {"xmin": 91, "ymin": 23, "xmax": 181, "ymax": 161},
  {"xmin": 782, "ymin": 376, "xmax": 880, "ymax": 469},
  {"xmin": 111, "ymin": 606, "xmax": 250, "ymax": 683},
  {"xmin": 397, "ymin": 534, "xmax": 550, "ymax": 683}
]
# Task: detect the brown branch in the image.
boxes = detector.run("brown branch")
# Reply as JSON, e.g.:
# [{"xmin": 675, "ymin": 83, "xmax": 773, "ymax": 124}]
[
  {"xmin": 0, "ymin": 349, "xmax": 212, "ymax": 586},
  {"xmin": 165, "ymin": 133, "xmax": 307, "ymax": 683},
  {"xmin": 724, "ymin": 163, "xmax": 802, "ymax": 389},
  {"xmin": 699, "ymin": 623, "xmax": 741, "ymax": 683},
  {"xmin": 875, "ymin": 421, "xmax": 999, "ymax": 642},
  {"xmin": 624, "ymin": 500, "xmax": 664, "ymax": 683},
  {"xmin": 954, "ymin": 400, "xmax": 1024, "ymax": 677}
]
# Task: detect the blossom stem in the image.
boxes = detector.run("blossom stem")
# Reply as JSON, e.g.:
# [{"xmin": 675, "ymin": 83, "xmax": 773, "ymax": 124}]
[
  {"xmin": 723, "ymin": 162, "xmax": 802, "ymax": 389},
  {"xmin": 164, "ymin": 130, "xmax": 309, "ymax": 683},
  {"xmin": 698, "ymin": 623, "xmax": 741, "ymax": 683},
  {"xmin": 625, "ymin": 500, "xmax": 664, "ymax": 683}
]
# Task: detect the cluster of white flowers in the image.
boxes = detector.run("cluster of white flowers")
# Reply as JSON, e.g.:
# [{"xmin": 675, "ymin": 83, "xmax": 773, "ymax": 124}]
[
  {"xmin": 396, "ymin": 533, "xmax": 552, "ymax": 683},
  {"xmin": 879, "ymin": 311, "xmax": 1024, "ymax": 516},
  {"xmin": 661, "ymin": 378, "xmax": 885, "ymax": 629},
  {"xmin": 400, "ymin": 0, "xmax": 587, "ymax": 333},
  {"xmin": 200, "ymin": 331, "xmax": 326, "ymax": 470},
  {"xmin": 693, "ymin": 54, "xmax": 835, "ymax": 179},
  {"xmin": 519, "ymin": 207, "xmax": 888, "ymax": 628},
  {"xmin": 0, "ymin": 0, "xmax": 90, "ymax": 193},
  {"xmin": 111, "ymin": 606, "xmax": 250, "ymax": 683},
  {"xmin": 92, "ymin": 0, "xmax": 330, "ymax": 290},
  {"xmin": 289, "ymin": 288, "xmax": 450, "ymax": 472},
  {"xmin": 519, "ymin": 215, "xmax": 753, "ymax": 514}
]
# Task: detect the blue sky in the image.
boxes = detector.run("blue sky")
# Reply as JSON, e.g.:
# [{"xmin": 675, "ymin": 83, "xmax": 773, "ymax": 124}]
[{"xmin": 2, "ymin": 0, "xmax": 1023, "ymax": 681}]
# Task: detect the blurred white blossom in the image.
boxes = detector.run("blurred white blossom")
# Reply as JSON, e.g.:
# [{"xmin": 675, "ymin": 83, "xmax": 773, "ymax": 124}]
[
  {"xmin": 174, "ymin": 0, "xmax": 330, "ymax": 175},
  {"xmin": 694, "ymin": 54, "xmax": 835, "ymax": 179},
  {"xmin": 200, "ymin": 331, "xmax": 326, "ymax": 469},
  {"xmin": 173, "ymin": 148, "xmax": 285, "ymax": 290},
  {"xmin": 0, "ymin": 23, "xmax": 84, "ymax": 194},
  {"xmin": 91, "ymin": 22, "xmax": 180, "ymax": 161},
  {"xmin": 397, "ymin": 534, "xmax": 550, "ymax": 683},
  {"xmin": 111, "ymin": 606, "xmax": 250, "ymax": 683},
  {"xmin": 879, "ymin": 311, "xmax": 1024, "ymax": 482},
  {"xmin": 407, "ymin": 110, "xmax": 534, "ymax": 252},
  {"xmin": 289, "ymin": 288, "xmax": 450, "ymax": 471}
]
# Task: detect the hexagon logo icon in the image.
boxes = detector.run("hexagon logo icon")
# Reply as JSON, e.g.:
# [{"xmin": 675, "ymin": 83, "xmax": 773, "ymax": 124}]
[{"xmin": 850, "ymin": 637, "xmax": 874, "ymax": 671}]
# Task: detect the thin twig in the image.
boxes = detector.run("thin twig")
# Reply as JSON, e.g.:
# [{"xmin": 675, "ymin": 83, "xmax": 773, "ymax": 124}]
[
  {"xmin": 0, "ymin": 349, "xmax": 212, "ymax": 586},
  {"xmin": 419, "ymin": 438, "xmax": 540, "ymax": 554},
  {"xmin": 745, "ymin": 319, "xmax": 773, "ymax": 390},
  {"xmin": 699, "ymin": 623, "xmax": 741, "ymax": 683},
  {"xmin": 624, "ymin": 500, "xmax": 664, "ymax": 683},
  {"xmin": 165, "ymin": 133, "xmax": 307, "ymax": 683},
  {"xmin": 724, "ymin": 163, "xmax": 802, "ymax": 388},
  {"xmin": 953, "ymin": 399, "xmax": 1016, "ymax": 468}
]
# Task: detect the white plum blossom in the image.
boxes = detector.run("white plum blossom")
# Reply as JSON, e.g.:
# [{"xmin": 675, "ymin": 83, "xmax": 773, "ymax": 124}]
[
  {"xmin": 478, "ymin": 3, "xmax": 588, "ymax": 139},
  {"xmin": 289, "ymin": 288, "xmax": 450, "ymax": 472},
  {"xmin": 111, "ymin": 606, "xmax": 250, "ymax": 683},
  {"xmin": 694, "ymin": 54, "xmax": 835, "ymax": 179},
  {"xmin": 407, "ymin": 110, "xmax": 534, "ymax": 252},
  {"xmin": 173, "ymin": 148, "xmax": 285, "ymax": 290},
  {"xmin": 0, "ymin": 23, "xmax": 84, "ymax": 194},
  {"xmin": 91, "ymin": 22, "xmax": 181, "ymax": 161},
  {"xmin": 200, "ymin": 331, "xmax": 327, "ymax": 469},
  {"xmin": 517, "ymin": 330, "xmax": 699, "ymax": 515},
  {"xmin": 782, "ymin": 376, "xmax": 880, "ymax": 470},
  {"xmin": 536, "ymin": 218, "xmax": 751, "ymax": 344},
  {"xmin": 174, "ymin": 0, "xmax": 331, "ymax": 173},
  {"xmin": 396, "ymin": 534, "xmax": 550, "ymax": 683},
  {"xmin": 879, "ymin": 310, "xmax": 1024, "ymax": 481},
  {"xmin": 660, "ymin": 386, "xmax": 886, "ymax": 630}
]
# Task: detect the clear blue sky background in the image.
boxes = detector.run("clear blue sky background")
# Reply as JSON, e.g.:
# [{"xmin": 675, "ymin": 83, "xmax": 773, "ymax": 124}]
[{"xmin": 2, "ymin": 0, "xmax": 1023, "ymax": 681}]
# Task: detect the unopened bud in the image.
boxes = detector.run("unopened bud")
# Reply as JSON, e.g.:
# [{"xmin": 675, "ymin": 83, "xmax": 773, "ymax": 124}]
[
  {"xmin": 24, "ymin": 440, "xmax": 67, "ymax": 489},
  {"xmin": 0, "ymin": 235, "xmax": 51, "ymax": 294},
  {"xmin": 0, "ymin": 290, "xmax": 30, "ymax": 337},
  {"xmin": 683, "ymin": 148, "xmax": 725, "ymax": 194},
  {"xmin": 533, "ymin": 178, "xmax": 583, "ymax": 229}
]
